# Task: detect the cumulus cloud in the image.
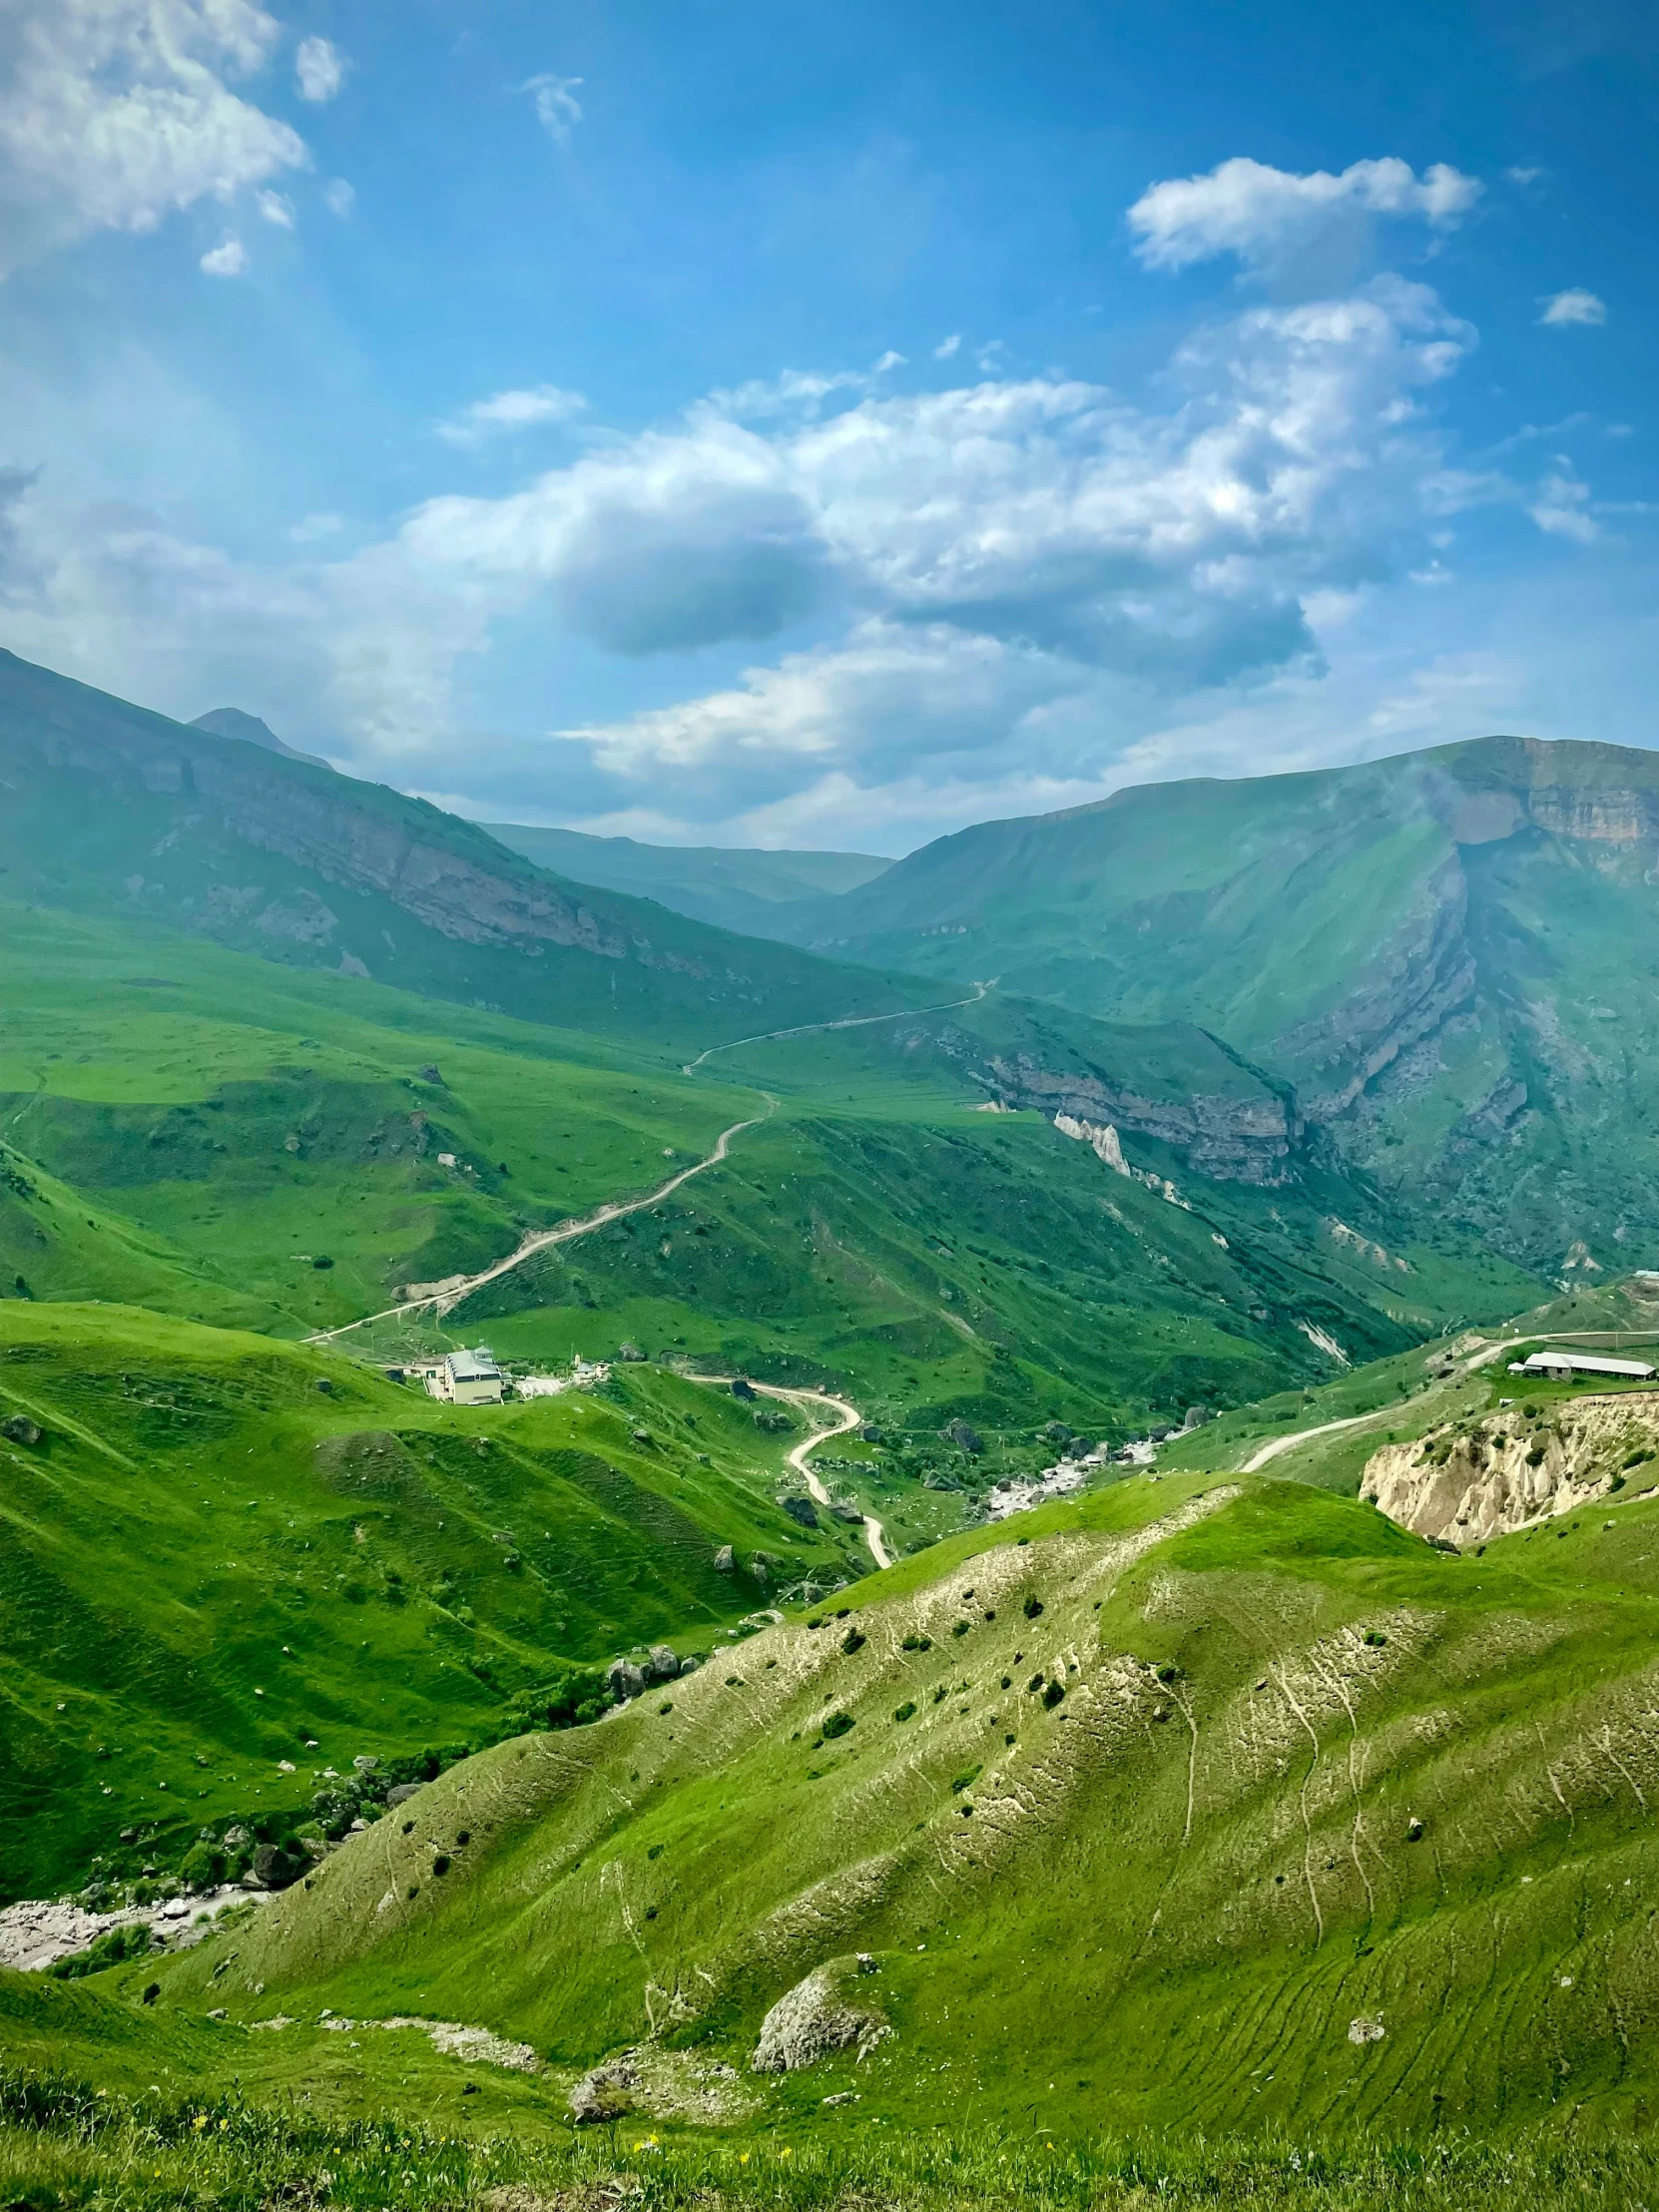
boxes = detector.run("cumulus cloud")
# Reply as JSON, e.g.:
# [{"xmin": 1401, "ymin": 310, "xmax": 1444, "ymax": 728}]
[
  {"xmin": 523, "ymin": 73, "xmax": 583, "ymax": 146},
  {"xmin": 1128, "ymin": 155, "xmax": 1480, "ymax": 276},
  {"xmin": 200, "ymin": 237, "xmax": 247, "ymax": 276},
  {"xmin": 323, "ymin": 177, "xmax": 354, "ymax": 217},
  {"xmin": 0, "ymin": 0, "xmax": 307, "ymax": 277},
  {"xmin": 293, "ymin": 35, "xmax": 345, "ymax": 103},
  {"xmin": 933, "ymin": 333, "xmax": 962, "ymax": 359},
  {"xmin": 1539, "ymin": 287, "xmax": 1606, "ymax": 326},
  {"xmin": 436, "ymin": 384, "xmax": 589, "ymax": 445}
]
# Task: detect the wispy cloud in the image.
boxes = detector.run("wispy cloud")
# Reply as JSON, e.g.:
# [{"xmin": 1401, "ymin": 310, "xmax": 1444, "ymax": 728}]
[
  {"xmin": 294, "ymin": 36, "xmax": 346, "ymax": 104},
  {"xmin": 256, "ymin": 189, "xmax": 293, "ymax": 230},
  {"xmin": 436, "ymin": 384, "xmax": 589, "ymax": 445},
  {"xmin": 323, "ymin": 179, "xmax": 355, "ymax": 218},
  {"xmin": 1530, "ymin": 460, "xmax": 1599, "ymax": 541},
  {"xmin": 1539, "ymin": 287, "xmax": 1606, "ymax": 327},
  {"xmin": 933, "ymin": 333, "xmax": 962, "ymax": 359},
  {"xmin": 522, "ymin": 74, "xmax": 583, "ymax": 146}
]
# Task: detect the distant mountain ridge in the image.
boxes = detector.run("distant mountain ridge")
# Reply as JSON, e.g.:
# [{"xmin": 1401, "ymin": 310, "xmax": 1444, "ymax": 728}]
[
  {"xmin": 751, "ymin": 736, "xmax": 1659, "ymax": 1273},
  {"xmin": 0, "ymin": 648, "xmax": 923, "ymax": 1048},
  {"xmin": 483, "ymin": 820, "xmax": 890, "ymax": 935}
]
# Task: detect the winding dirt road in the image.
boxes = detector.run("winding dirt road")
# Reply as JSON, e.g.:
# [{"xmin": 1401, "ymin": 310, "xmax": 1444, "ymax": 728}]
[
  {"xmin": 680, "ymin": 979, "xmax": 993, "ymax": 1074},
  {"xmin": 308, "ymin": 1104, "xmax": 774, "ymax": 1345},
  {"xmin": 687, "ymin": 1374, "xmax": 891, "ymax": 1571}
]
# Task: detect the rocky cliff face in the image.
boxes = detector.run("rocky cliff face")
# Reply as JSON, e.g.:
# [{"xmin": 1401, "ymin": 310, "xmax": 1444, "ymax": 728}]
[
  {"xmin": 1361, "ymin": 1393, "xmax": 1659, "ymax": 1545},
  {"xmin": 981, "ymin": 1051, "xmax": 1301, "ymax": 1184}
]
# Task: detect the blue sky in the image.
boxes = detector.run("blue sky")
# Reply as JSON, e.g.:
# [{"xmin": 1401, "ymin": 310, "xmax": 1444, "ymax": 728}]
[{"xmin": 0, "ymin": 0, "xmax": 1654, "ymax": 854}]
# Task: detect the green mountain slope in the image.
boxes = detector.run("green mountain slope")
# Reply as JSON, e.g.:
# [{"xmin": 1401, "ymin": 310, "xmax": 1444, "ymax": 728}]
[
  {"xmin": 141, "ymin": 1467, "xmax": 1659, "ymax": 2140},
  {"xmin": 0, "ymin": 648, "xmax": 921, "ymax": 1051},
  {"xmin": 766, "ymin": 737, "xmax": 1659, "ymax": 1275},
  {"xmin": 483, "ymin": 822, "xmax": 890, "ymax": 935},
  {"xmin": 0, "ymin": 899, "xmax": 762, "ymax": 1335},
  {"xmin": 0, "ymin": 1302, "xmax": 867, "ymax": 1903}
]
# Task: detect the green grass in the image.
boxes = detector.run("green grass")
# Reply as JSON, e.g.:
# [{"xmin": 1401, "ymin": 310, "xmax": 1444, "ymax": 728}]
[
  {"xmin": 99, "ymin": 1466, "xmax": 1659, "ymax": 2143},
  {"xmin": 0, "ymin": 899, "xmax": 756, "ymax": 1335},
  {"xmin": 0, "ymin": 1301, "xmax": 878, "ymax": 1903},
  {"xmin": 3, "ymin": 2048, "xmax": 1659, "ymax": 2211}
]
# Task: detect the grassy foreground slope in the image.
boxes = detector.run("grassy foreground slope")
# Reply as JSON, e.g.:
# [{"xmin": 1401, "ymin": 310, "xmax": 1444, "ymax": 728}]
[
  {"xmin": 138, "ymin": 1469, "xmax": 1659, "ymax": 2141},
  {"xmin": 0, "ymin": 1302, "xmax": 868, "ymax": 1903}
]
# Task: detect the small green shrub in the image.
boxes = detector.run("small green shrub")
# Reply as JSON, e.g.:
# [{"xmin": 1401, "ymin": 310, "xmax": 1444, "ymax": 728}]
[
  {"xmin": 893, "ymin": 1701, "xmax": 917, "ymax": 1723},
  {"xmin": 821, "ymin": 1710, "xmax": 855, "ymax": 1740}
]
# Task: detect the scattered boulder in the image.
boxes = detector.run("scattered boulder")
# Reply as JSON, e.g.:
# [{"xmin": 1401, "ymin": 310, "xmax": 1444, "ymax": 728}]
[
  {"xmin": 251, "ymin": 1843, "xmax": 304, "ymax": 1891},
  {"xmin": 385, "ymin": 1783, "xmax": 423, "ymax": 1809},
  {"xmin": 714, "ymin": 1544, "xmax": 735, "ymax": 1572},
  {"xmin": 607, "ymin": 1659, "xmax": 646, "ymax": 1702},
  {"xmin": 646, "ymin": 1645, "xmax": 680, "ymax": 1682},
  {"xmin": 782, "ymin": 1495, "xmax": 819, "ymax": 1529},
  {"xmin": 943, "ymin": 1418, "xmax": 981, "ymax": 1454},
  {"xmin": 617, "ymin": 1343, "xmax": 645, "ymax": 1364},
  {"xmin": 679, "ymin": 1654, "xmax": 701, "ymax": 1675},
  {"xmin": 858, "ymin": 1423, "xmax": 882, "ymax": 1443},
  {"xmin": 1043, "ymin": 1421, "xmax": 1072, "ymax": 1442},
  {"xmin": 830, "ymin": 1501, "xmax": 864, "ymax": 1524},
  {"xmin": 1149, "ymin": 1425, "xmax": 1172, "ymax": 1443},
  {"xmin": 2, "ymin": 1414, "xmax": 41, "ymax": 1447},
  {"xmin": 731, "ymin": 1377, "xmax": 757, "ymax": 1400},
  {"xmin": 631, "ymin": 1428, "xmax": 653, "ymax": 1445},
  {"xmin": 1182, "ymin": 1405, "xmax": 1214, "ymax": 1430},
  {"xmin": 569, "ymin": 2059, "xmax": 640, "ymax": 2123},
  {"xmin": 1349, "ymin": 2017, "xmax": 1386, "ymax": 2045},
  {"xmin": 752, "ymin": 1955, "xmax": 889, "ymax": 2073},
  {"xmin": 418, "ymin": 1065, "xmax": 443, "ymax": 1085}
]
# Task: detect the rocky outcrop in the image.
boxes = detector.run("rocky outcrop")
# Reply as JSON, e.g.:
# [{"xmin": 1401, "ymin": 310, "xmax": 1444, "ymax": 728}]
[
  {"xmin": 1361, "ymin": 1393, "xmax": 1659, "ymax": 1546},
  {"xmin": 751, "ymin": 1954, "xmax": 889, "ymax": 2072},
  {"xmin": 983, "ymin": 1054, "xmax": 1301, "ymax": 1185}
]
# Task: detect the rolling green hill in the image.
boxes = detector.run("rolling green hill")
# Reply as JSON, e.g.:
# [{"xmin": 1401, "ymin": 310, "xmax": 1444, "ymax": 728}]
[
  {"xmin": 119, "ymin": 1461, "xmax": 1659, "ymax": 2145},
  {"xmin": 483, "ymin": 822, "xmax": 890, "ymax": 935},
  {"xmin": 0, "ymin": 1301, "xmax": 869, "ymax": 1904},
  {"xmin": 0, "ymin": 647, "xmax": 922, "ymax": 1051},
  {"xmin": 764, "ymin": 737, "xmax": 1659, "ymax": 1276}
]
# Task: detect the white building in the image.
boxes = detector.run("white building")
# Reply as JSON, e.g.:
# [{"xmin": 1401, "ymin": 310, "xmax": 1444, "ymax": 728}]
[
  {"xmin": 1514, "ymin": 1352, "xmax": 1655, "ymax": 1382},
  {"xmin": 442, "ymin": 1349, "xmax": 503, "ymax": 1404}
]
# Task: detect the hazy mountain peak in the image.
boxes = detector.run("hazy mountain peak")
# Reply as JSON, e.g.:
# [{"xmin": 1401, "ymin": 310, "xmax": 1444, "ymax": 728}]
[{"xmin": 190, "ymin": 706, "xmax": 332, "ymax": 772}]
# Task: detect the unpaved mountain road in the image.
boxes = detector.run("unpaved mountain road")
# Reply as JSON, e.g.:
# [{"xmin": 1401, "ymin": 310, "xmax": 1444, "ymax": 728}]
[
  {"xmin": 312, "ymin": 980, "xmax": 999, "ymax": 1349},
  {"xmin": 680, "ymin": 978, "xmax": 994, "ymax": 1074},
  {"xmin": 307, "ymin": 1104, "xmax": 775, "ymax": 1345},
  {"xmin": 687, "ymin": 1374, "xmax": 891, "ymax": 1572}
]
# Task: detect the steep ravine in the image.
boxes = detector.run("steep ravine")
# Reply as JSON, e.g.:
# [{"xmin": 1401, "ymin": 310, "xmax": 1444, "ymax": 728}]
[{"xmin": 1361, "ymin": 1392, "xmax": 1659, "ymax": 1545}]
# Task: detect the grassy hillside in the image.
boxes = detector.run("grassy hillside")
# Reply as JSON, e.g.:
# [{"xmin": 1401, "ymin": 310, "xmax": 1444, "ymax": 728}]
[
  {"xmin": 0, "ymin": 647, "xmax": 924, "ymax": 1052},
  {"xmin": 762, "ymin": 736, "xmax": 1659, "ymax": 1276},
  {"xmin": 0, "ymin": 900, "xmax": 759, "ymax": 1336},
  {"xmin": 113, "ymin": 1464, "xmax": 1659, "ymax": 2145},
  {"xmin": 483, "ymin": 822, "xmax": 890, "ymax": 935},
  {"xmin": 0, "ymin": 1302, "xmax": 870, "ymax": 1904}
]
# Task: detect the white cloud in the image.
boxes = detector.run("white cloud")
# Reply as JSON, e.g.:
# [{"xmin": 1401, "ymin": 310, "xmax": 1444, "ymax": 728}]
[
  {"xmin": 1504, "ymin": 165, "xmax": 1546, "ymax": 187},
  {"xmin": 323, "ymin": 177, "xmax": 355, "ymax": 218},
  {"xmin": 256, "ymin": 188, "xmax": 293, "ymax": 228},
  {"xmin": 293, "ymin": 36, "xmax": 345, "ymax": 104},
  {"xmin": 200, "ymin": 237, "xmax": 247, "ymax": 276},
  {"xmin": 288, "ymin": 511, "xmax": 344, "ymax": 543},
  {"xmin": 872, "ymin": 349, "xmax": 906, "ymax": 374},
  {"xmin": 1128, "ymin": 155, "xmax": 1480, "ymax": 275},
  {"xmin": 933, "ymin": 333, "xmax": 962, "ymax": 359},
  {"xmin": 436, "ymin": 384, "xmax": 589, "ymax": 445},
  {"xmin": 1539, "ymin": 287, "xmax": 1606, "ymax": 327},
  {"xmin": 523, "ymin": 73, "xmax": 583, "ymax": 146},
  {"xmin": 1530, "ymin": 460, "xmax": 1599, "ymax": 542},
  {"xmin": 0, "ymin": 0, "xmax": 307, "ymax": 277}
]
